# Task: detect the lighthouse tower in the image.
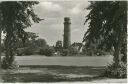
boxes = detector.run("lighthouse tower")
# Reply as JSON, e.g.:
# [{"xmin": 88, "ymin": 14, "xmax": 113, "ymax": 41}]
[{"xmin": 63, "ymin": 17, "xmax": 71, "ymax": 49}]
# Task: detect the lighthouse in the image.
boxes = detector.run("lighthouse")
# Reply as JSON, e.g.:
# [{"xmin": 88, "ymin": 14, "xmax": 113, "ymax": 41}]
[{"xmin": 63, "ymin": 17, "xmax": 71, "ymax": 49}]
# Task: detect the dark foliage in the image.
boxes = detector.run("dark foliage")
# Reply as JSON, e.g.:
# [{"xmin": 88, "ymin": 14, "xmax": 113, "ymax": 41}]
[
  {"xmin": 0, "ymin": 1, "xmax": 42, "ymax": 69},
  {"xmin": 103, "ymin": 62, "xmax": 127, "ymax": 78},
  {"xmin": 39, "ymin": 48, "xmax": 46, "ymax": 55},
  {"xmin": 82, "ymin": 46, "xmax": 108, "ymax": 56},
  {"xmin": 61, "ymin": 47, "xmax": 79, "ymax": 56},
  {"xmin": 54, "ymin": 40, "xmax": 63, "ymax": 52},
  {"xmin": 23, "ymin": 47, "xmax": 35, "ymax": 55},
  {"xmin": 1, "ymin": 57, "xmax": 19, "ymax": 69},
  {"xmin": 39, "ymin": 46, "xmax": 55, "ymax": 56},
  {"xmin": 61, "ymin": 49, "xmax": 69, "ymax": 56},
  {"xmin": 83, "ymin": 1, "xmax": 127, "ymax": 59},
  {"xmin": 68, "ymin": 47, "xmax": 79, "ymax": 56},
  {"xmin": 83, "ymin": 1, "xmax": 127, "ymax": 78}
]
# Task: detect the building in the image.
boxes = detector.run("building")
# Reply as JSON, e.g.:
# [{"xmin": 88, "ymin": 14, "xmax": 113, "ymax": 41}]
[{"xmin": 63, "ymin": 17, "xmax": 71, "ymax": 49}]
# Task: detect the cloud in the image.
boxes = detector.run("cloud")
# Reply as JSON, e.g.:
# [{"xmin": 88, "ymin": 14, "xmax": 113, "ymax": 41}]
[
  {"xmin": 70, "ymin": 4, "xmax": 81, "ymax": 14},
  {"xmin": 40, "ymin": 2, "xmax": 62, "ymax": 11},
  {"xmin": 70, "ymin": 1, "xmax": 90, "ymax": 15},
  {"xmin": 72, "ymin": 29, "xmax": 80, "ymax": 33},
  {"xmin": 28, "ymin": 1, "xmax": 90, "ymax": 45},
  {"xmin": 50, "ymin": 24, "xmax": 63, "ymax": 30}
]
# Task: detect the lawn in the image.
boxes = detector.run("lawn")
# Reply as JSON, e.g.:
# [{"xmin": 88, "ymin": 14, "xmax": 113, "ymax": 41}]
[
  {"xmin": 0, "ymin": 55, "xmax": 127, "ymax": 83},
  {"xmin": 16, "ymin": 55, "xmax": 113, "ymax": 66}
]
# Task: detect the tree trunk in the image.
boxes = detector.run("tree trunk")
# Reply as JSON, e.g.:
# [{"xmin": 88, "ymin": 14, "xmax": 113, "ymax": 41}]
[
  {"xmin": 113, "ymin": 44, "xmax": 121, "ymax": 66},
  {"xmin": 4, "ymin": 34, "xmax": 16, "ymax": 69},
  {"xmin": 0, "ymin": 28, "xmax": 1, "ymax": 69},
  {"xmin": 9, "ymin": 50, "xmax": 15, "ymax": 66},
  {"xmin": 113, "ymin": 32, "xmax": 122, "ymax": 66}
]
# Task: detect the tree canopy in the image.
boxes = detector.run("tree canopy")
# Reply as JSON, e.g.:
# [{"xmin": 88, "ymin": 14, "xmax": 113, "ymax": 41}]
[
  {"xmin": 0, "ymin": 1, "xmax": 42, "ymax": 68},
  {"xmin": 83, "ymin": 1, "xmax": 127, "ymax": 64}
]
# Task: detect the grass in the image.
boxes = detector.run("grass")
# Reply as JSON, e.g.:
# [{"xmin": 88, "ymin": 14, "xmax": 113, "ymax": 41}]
[
  {"xmin": 0, "ymin": 55, "xmax": 127, "ymax": 83},
  {"xmin": 1, "ymin": 66, "xmax": 105, "ymax": 82},
  {"xmin": 16, "ymin": 55, "xmax": 113, "ymax": 66}
]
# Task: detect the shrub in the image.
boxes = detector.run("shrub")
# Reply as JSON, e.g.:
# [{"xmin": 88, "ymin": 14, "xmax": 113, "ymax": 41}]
[
  {"xmin": 44, "ymin": 47, "xmax": 55, "ymax": 56},
  {"xmin": 39, "ymin": 48, "xmax": 46, "ymax": 55},
  {"xmin": 16, "ymin": 47, "xmax": 35, "ymax": 56},
  {"xmin": 61, "ymin": 49, "xmax": 69, "ymax": 56},
  {"xmin": 16, "ymin": 48, "xmax": 25, "ymax": 56},
  {"xmin": 68, "ymin": 47, "xmax": 79, "ymax": 56},
  {"xmin": 103, "ymin": 62, "xmax": 127, "ymax": 78},
  {"xmin": 1, "ymin": 57, "xmax": 8, "ymax": 69},
  {"xmin": 61, "ymin": 47, "xmax": 79, "ymax": 56},
  {"xmin": 1, "ymin": 57, "xmax": 19, "ymax": 69},
  {"xmin": 23, "ymin": 47, "xmax": 35, "ymax": 55},
  {"xmin": 39, "ymin": 47, "xmax": 55, "ymax": 56}
]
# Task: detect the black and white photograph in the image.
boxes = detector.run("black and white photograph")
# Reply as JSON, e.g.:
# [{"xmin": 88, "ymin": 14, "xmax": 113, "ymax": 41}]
[{"xmin": 0, "ymin": 0, "xmax": 127, "ymax": 83}]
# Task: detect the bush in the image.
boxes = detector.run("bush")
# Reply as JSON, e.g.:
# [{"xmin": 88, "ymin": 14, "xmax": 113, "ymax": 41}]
[
  {"xmin": 23, "ymin": 47, "xmax": 35, "ymax": 55},
  {"xmin": 16, "ymin": 48, "xmax": 25, "ymax": 56},
  {"xmin": 103, "ymin": 62, "xmax": 127, "ymax": 78},
  {"xmin": 44, "ymin": 47, "xmax": 55, "ymax": 56},
  {"xmin": 61, "ymin": 47, "xmax": 79, "ymax": 56},
  {"xmin": 68, "ymin": 47, "xmax": 79, "ymax": 55},
  {"xmin": 82, "ymin": 48, "xmax": 94, "ymax": 56},
  {"xmin": 1, "ymin": 57, "xmax": 9, "ymax": 69},
  {"xmin": 39, "ymin": 48, "xmax": 46, "ymax": 55},
  {"xmin": 61, "ymin": 49, "xmax": 69, "ymax": 56},
  {"xmin": 39, "ymin": 47, "xmax": 55, "ymax": 56},
  {"xmin": 16, "ymin": 47, "xmax": 35, "ymax": 56},
  {"xmin": 1, "ymin": 57, "xmax": 19, "ymax": 69}
]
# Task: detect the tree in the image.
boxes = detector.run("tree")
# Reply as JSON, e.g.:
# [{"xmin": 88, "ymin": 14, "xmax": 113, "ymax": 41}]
[
  {"xmin": 71, "ymin": 42, "xmax": 83, "ymax": 51},
  {"xmin": 34, "ymin": 38, "xmax": 47, "ymax": 48},
  {"xmin": 14, "ymin": 32, "xmax": 38, "ymax": 56},
  {"xmin": 39, "ymin": 46, "xmax": 55, "ymax": 56},
  {"xmin": 23, "ymin": 32, "xmax": 39, "ymax": 48},
  {"xmin": 0, "ymin": 29, "xmax": 1, "ymax": 68},
  {"xmin": 55, "ymin": 40, "xmax": 63, "ymax": 52},
  {"xmin": 0, "ymin": 1, "xmax": 42, "ymax": 69},
  {"xmin": 68, "ymin": 46, "xmax": 79, "ymax": 56},
  {"xmin": 16, "ymin": 32, "xmax": 48, "ymax": 56},
  {"xmin": 83, "ymin": 1, "xmax": 127, "ymax": 77},
  {"xmin": 82, "ymin": 39, "xmax": 108, "ymax": 56}
]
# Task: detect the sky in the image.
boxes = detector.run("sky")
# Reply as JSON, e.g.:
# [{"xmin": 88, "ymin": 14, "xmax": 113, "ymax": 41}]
[{"xmin": 26, "ymin": 0, "xmax": 90, "ymax": 46}]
